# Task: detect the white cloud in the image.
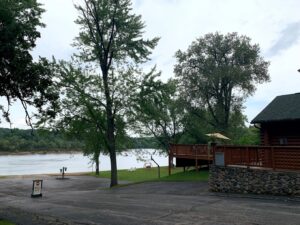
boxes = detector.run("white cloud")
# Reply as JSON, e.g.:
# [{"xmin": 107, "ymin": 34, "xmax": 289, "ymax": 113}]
[
  {"xmin": 0, "ymin": 98, "xmax": 36, "ymax": 129},
  {"xmin": 266, "ymin": 22, "xmax": 300, "ymax": 57},
  {"xmin": 32, "ymin": 0, "xmax": 79, "ymax": 60},
  {"xmin": 2, "ymin": 0, "xmax": 300, "ymax": 128},
  {"xmin": 133, "ymin": 0, "xmax": 300, "ymax": 122},
  {"xmin": 247, "ymin": 39, "xmax": 300, "ymax": 121}
]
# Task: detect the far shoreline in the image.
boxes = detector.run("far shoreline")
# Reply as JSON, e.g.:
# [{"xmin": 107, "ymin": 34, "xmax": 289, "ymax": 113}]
[
  {"xmin": 0, "ymin": 148, "xmax": 159, "ymax": 156},
  {"xmin": 0, "ymin": 150, "xmax": 82, "ymax": 156}
]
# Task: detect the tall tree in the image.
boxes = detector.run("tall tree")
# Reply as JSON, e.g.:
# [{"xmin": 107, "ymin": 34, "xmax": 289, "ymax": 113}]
[
  {"xmin": 73, "ymin": 0, "xmax": 158, "ymax": 187},
  {"xmin": 175, "ymin": 32, "xmax": 270, "ymax": 133},
  {"xmin": 0, "ymin": 0, "xmax": 58, "ymax": 125}
]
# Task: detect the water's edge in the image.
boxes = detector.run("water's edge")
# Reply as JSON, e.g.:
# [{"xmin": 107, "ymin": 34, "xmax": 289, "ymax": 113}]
[{"xmin": 0, "ymin": 149, "xmax": 167, "ymax": 176}]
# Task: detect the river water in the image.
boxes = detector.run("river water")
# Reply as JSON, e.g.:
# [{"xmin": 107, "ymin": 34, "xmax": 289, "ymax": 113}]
[{"xmin": 0, "ymin": 149, "xmax": 167, "ymax": 176}]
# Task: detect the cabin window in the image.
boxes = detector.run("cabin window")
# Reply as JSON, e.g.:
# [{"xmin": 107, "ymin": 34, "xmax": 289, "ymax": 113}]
[{"xmin": 279, "ymin": 138, "xmax": 288, "ymax": 145}]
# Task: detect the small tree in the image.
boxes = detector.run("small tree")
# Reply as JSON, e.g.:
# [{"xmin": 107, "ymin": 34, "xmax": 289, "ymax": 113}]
[
  {"xmin": 133, "ymin": 72, "xmax": 184, "ymax": 152},
  {"xmin": 175, "ymin": 32, "xmax": 270, "ymax": 134},
  {"xmin": 0, "ymin": 0, "xmax": 58, "ymax": 125},
  {"xmin": 66, "ymin": 118, "xmax": 105, "ymax": 175},
  {"xmin": 73, "ymin": 0, "xmax": 158, "ymax": 187}
]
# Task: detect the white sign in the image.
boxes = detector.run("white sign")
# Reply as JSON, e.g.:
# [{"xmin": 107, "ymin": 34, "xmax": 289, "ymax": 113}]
[
  {"xmin": 31, "ymin": 180, "xmax": 43, "ymax": 197},
  {"xmin": 215, "ymin": 152, "xmax": 225, "ymax": 166}
]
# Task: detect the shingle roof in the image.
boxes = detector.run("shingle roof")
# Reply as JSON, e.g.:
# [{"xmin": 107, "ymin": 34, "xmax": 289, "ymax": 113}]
[{"xmin": 251, "ymin": 93, "xmax": 300, "ymax": 123}]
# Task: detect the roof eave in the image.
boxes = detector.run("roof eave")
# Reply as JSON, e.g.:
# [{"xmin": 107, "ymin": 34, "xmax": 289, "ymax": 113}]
[{"xmin": 251, "ymin": 118, "xmax": 300, "ymax": 124}]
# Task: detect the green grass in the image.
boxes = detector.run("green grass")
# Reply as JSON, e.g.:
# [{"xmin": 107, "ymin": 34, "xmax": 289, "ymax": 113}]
[
  {"xmin": 91, "ymin": 166, "xmax": 209, "ymax": 183},
  {"xmin": 0, "ymin": 220, "xmax": 15, "ymax": 225},
  {"xmin": 160, "ymin": 170, "xmax": 209, "ymax": 182}
]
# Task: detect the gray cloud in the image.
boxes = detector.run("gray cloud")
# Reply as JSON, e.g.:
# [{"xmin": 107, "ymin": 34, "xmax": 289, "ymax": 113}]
[{"xmin": 266, "ymin": 22, "xmax": 300, "ymax": 57}]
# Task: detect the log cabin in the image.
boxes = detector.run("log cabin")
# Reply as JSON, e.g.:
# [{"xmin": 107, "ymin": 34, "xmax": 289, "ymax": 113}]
[
  {"xmin": 251, "ymin": 93, "xmax": 300, "ymax": 146},
  {"xmin": 168, "ymin": 93, "xmax": 300, "ymax": 174}
]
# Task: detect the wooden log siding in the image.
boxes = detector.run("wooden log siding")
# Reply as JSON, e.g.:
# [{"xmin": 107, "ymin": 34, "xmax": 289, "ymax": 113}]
[
  {"xmin": 169, "ymin": 144, "xmax": 300, "ymax": 171},
  {"xmin": 260, "ymin": 121, "xmax": 300, "ymax": 146}
]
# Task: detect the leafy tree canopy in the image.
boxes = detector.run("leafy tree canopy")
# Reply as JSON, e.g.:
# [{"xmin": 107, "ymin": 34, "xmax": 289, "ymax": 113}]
[
  {"xmin": 0, "ymin": 0, "xmax": 58, "ymax": 125},
  {"xmin": 133, "ymin": 71, "xmax": 184, "ymax": 152},
  {"xmin": 74, "ymin": 0, "xmax": 159, "ymax": 67},
  {"xmin": 175, "ymin": 32, "xmax": 270, "ymax": 133}
]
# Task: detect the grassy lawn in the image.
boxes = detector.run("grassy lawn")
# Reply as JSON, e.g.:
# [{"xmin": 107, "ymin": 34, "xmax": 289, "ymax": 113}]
[
  {"xmin": 0, "ymin": 220, "xmax": 15, "ymax": 225},
  {"xmin": 91, "ymin": 166, "xmax": 209, "ymax": 183},
  {"xmin": 160, "ymin": 169, "xmax": 209, "ymax": 182}
]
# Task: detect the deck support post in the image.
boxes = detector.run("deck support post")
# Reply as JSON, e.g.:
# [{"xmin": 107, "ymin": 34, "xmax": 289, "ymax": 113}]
[
  {"xmin": 168, "ymin": 153, "xmax": 172, "ymax": 176},
  {"xmin": 195, "ymin": 159, "xmax": 199, "ymax": 171}
]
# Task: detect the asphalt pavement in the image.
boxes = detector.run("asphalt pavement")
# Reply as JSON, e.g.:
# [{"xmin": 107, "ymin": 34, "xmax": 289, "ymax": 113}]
[{"xmin": 0, "ymin": 175, "xmax": 299, "ymax": 225}]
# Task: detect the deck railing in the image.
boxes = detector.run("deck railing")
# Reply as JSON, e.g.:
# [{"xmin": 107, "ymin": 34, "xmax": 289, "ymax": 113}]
[
  {"xmin": 215, "ymin": 145, "xmax": 300, "ymax": 171},
  {"xmin": 170, "ymin": 144, "xmax": 213, "ymax": 159},
  {"xmin": 169, "ymin": 144, "xmax": 300, "ymax": 171}
]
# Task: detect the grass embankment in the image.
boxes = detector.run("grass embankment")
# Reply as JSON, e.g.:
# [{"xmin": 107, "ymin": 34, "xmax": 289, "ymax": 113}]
[
  {"xmin": 0, "ymin": 220, "xmax": 15, "ymax": 225},
  {"xmin": 91, "ymin": 166, "xmax": 209, "ymax": 183}
]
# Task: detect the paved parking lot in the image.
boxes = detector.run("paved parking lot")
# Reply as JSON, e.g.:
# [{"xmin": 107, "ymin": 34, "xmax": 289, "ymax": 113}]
[{"xmin": 0, "ymin": 175, "xmax": 300, "ymax": 225}]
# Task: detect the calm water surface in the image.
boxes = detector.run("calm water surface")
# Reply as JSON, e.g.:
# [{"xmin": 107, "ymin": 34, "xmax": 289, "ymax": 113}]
[{"xmin": 0, "ymin": 149, "xmax": 167, "ymax": 176}]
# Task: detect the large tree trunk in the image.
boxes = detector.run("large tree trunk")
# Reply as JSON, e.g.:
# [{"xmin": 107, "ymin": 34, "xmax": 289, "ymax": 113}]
[
  {"xmin": 107, "ymin": 115, "xmax": 118, "ymax": 187},
  {"xmin": 109, "ymin": 146, "xmax": 118, "ymax": 187},
  {"xmin": 95, "ymin": 152, "xmax": 100, "ymax": 175},
  {"xmin": 102, "ymin": 69, "xmax": 118, "ymax": 187}
]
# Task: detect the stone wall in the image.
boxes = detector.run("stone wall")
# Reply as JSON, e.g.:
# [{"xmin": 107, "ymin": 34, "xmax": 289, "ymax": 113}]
[{"xmin": 209, "ymin": 165, "xmax": 300, "ymax": 196}]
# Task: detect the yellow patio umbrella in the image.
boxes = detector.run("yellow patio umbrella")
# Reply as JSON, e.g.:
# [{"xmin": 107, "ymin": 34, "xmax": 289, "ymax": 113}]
[{"xmin": 205, "ymin": 133, "xmax": 230, "ymax": 140}]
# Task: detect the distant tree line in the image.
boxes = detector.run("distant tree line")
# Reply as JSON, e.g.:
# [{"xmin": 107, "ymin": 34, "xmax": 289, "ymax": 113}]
[
  {"xmin": 0, "ymin": 128, "xmax": 82, "ymax": 152},
  {"xmin": 0, "ymin": 128, "xmax": 160, "ymax": 153}
]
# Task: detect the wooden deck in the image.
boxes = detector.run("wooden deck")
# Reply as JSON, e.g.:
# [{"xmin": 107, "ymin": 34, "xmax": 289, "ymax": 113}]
[
  {"xmin": 168, "ymin": 144, "xmax": 214, "ymax": 175},
  {"xmin": 169, "ymin": 144, "xmax": 300, "ymax": 174},
  {"xmin": 169, "ymin": 144, "xmax": 213, "ymax": 160}
]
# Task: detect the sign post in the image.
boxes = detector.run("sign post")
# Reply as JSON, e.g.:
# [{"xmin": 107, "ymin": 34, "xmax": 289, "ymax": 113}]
[
  {"xmin": 60, "ymin": 167, "xmax": 67, "ymax": 179},
  {"xmin": 31, "ymin": 180, "xmax": 43, "ymax": 198},
  {"xmin": 56, "ymin": 167, "xmax": 69, "ymax": 180}
]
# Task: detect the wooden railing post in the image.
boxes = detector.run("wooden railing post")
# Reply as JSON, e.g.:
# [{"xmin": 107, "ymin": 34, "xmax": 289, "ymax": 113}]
[
  {"xmin": 271, "ymin": 147, "xmax": 275, "ymax": 170},
  {"xmin": 240, "ymin": 147, "xmax": 242, "ymax": 165},
  {"xmin": 247, "ymin": 147, "xmax": 250, "ymax": 168},
  {"xmin": 207, "ymin": 145, "xmax": 210, "ymax": 161},
  {"xmin": 168, "ymin": 144, "xmax": 172, "ymax": 176},
  {"xmin": 195, "ymin": 145, "xmax": 198, "ymax": 171},
  {"xmin": 212, "ymin": 145, "xmax": 215, "ymax": 165},
  {"xmin": 256, "ymin": 147, "xmax": 260, "ymax": 166},
  {"xmin": 223, "ymin": 146, "xmax": 227, "ymax": 166}
]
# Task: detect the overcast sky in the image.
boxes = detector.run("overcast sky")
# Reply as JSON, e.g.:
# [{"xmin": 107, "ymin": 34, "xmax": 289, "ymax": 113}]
[{"xmin": 2, "ymin": 0, "xmax": 300, "ymax": 129}]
